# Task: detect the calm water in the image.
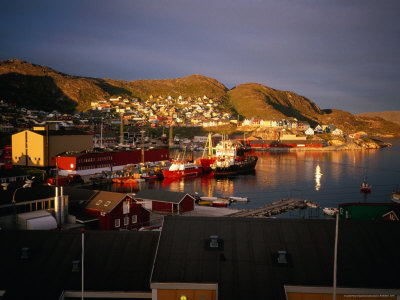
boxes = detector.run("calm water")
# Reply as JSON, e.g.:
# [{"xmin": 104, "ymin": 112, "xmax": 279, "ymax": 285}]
[{"xmin": 102, "ymin": 138, "xmax": 400, "ymax": 218}]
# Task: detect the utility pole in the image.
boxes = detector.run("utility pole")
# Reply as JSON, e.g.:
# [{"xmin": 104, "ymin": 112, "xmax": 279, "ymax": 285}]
[
  {"xmin": 140, "ymin": 130, "xmax": 145, "ymax": 164},
  {"xmin": 120, "ymin": 113, "xmax": 124, "ymax": 145}
]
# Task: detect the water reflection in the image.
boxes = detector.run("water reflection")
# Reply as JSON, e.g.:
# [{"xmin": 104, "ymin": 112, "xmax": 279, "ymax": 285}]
[
  {"xmin": 99, "ymin": 139, "xmax": 400, "ymax": 213},
  {"xmin": 315, "ymin": 164, "xmax": 322, "ymax": 191}
]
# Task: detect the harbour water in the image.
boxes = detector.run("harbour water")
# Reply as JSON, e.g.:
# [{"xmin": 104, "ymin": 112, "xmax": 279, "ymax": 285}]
[{"xmin": 101, "ymin": 138, "xmax": 400, "ymax": 218}]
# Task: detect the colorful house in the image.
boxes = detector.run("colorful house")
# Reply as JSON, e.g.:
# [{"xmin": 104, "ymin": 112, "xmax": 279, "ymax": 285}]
[
  {"xmin": 85, "ymin": 191, "xmax": 150, "ymax": 230},
  {"xmin": 134, "ymin": 190, "xmax": 195, "ymax": 214}
]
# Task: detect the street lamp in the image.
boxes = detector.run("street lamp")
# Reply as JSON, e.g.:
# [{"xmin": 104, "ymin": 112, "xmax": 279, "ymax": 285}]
[{"xmin": 9, "ymin": 177, "xmax": 34, "ymax": 227}]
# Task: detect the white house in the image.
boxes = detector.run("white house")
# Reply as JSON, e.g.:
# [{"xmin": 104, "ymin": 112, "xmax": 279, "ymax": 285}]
[
  {"xmin": 305, "ymin": 128, "xmax": 314, "ymax": 136},
  {"xmin": 332, "ymin": 128, "xmax": 343, "ymax": 136}
]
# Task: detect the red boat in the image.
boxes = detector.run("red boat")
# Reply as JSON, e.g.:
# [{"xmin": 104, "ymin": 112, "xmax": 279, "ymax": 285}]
[
  {"xmin": 162, "ymin": 161, "xmax": 203, "ymax": 179},
  {"xmin": 360, "ymin": 180, "xmax": 371, "ymax": 193},
  {"xmin": 212, "ymin": 201, "xmax": 228, "ymax": 208}
]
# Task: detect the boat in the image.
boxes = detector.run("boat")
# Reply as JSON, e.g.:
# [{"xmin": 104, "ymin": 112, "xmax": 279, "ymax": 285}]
[
  {"xmin": 200, "ymin": 196, "xmax": 218, "ymax": 201},
  {"xmin": 228, "ymin": 196, "xmax": 249, "ymax": 202},
  {"xmin": 391, "ymin": 188, "xmax": 400, "ymax": 204},
  {"xmin": 162, "ymin": 161, "xmax": 203, "ymax": 178},
  {"xmin": 360, "ymin": 179, "xmax": 372, "ymax": 193},
  {"xmin": 212, "ymin": 201, "xmax": 229, "ymax": 208},
  {"xmin": 306, "ymin": 200, "xmax": 319, "ymax": 208},
  {"xmin": 197, "ymin": 200, "xmax": 213, "ymax": 206},
  {"xmin": 323, "ymin": 207, "xmax": 338, "ymax": 216},
  {"xmin": 205, "ymin": 135, "xmax": 258, "ymax": 177},
  {"xmin": 141, "ymin": 174, "xmax": 159, "ymax": 180}
]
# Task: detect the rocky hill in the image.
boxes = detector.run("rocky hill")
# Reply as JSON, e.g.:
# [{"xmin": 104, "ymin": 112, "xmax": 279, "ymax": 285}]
[
  {"xmin": 0, "ymin": 59, "xmax": 227, "ymax": 112},
  {"xmin": 357, "ymin": 111, "xmax": 400, "ymax": 126},
  {"xmin": 1, "ymin": 59, "xmax": 399, "ymax": 136}
]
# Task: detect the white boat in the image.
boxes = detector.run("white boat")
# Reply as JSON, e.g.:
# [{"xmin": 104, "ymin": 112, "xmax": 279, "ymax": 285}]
[
  {"xmin": 228, "ymin": 196, "xmax": 249, "ymax": 202},
  {"xmin": 200, "ymin": 196, "xmax": 218, "ymax": 202},
  {"xmin": 323, "ymin": 207, "xmax": 338, "ymax": 216},
  {"xmin": 391, "ymin": 189, "xmax": 400, "ymax": 204}
]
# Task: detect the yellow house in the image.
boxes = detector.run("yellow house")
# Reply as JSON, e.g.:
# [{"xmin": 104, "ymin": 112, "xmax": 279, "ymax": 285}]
[{"xmin": 12, "ymin": 127, "xmax": 93, "ymax": 167}]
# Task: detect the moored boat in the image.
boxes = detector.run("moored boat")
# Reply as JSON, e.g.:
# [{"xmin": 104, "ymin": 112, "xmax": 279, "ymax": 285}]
[
  {"xmin": 197, "ymin": 200, "xmax": 213, "ymax": 206},
  {"xmin": 360, "ymin": 179, "xmax": 372, "ymax": 193},
  {"xmin": 391, "ymin": 188, "xmax": 400, "ymax": 204},
  {"xmin": 212, "ymin": 201, "xmax": 229, "ymax": 208},
  {"xmin": 323, "ymin": 207, "xmax": 338, "ymax": 216},
  {"xmin": 162, "ymin": 161, "xmax": 203, "ymax": 178},
  {"xmin": 229, "ymin": 196, "xmax": 249, "ymax": 202}
]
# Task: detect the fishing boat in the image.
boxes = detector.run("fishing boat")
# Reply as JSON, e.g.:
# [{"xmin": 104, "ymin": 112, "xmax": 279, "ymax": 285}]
[
  {"xmin": 228, "ymin": 196, "xmax": 249, "ymax": 202},
  {"xmin": 323, "ymin": 207, "xmax": 338, "ymax": 216},
  {"xmin": 391, "ymin": 188, "xmax": 400, "ymax": 204},
  {"xmin": 208, "ymin": 135, "xmax": 257, "ymax": 177},
  {"xmin": 162, "ymin": 161, "xmax": 203, "ymax": 178},
  {"xmin": 360, "ymin": 179, "xmax": 372, "ymax": 193}
]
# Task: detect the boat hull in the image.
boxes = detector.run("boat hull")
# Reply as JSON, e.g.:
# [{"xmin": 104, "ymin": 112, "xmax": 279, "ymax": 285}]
[
  {"xmin": 391, "ymin": 192, "xmax": 400, "ymax": 204},
  {"xmin": 212, "ymin": 156, "xmax": 258, "ymax": 177},
  {"xmin": 162, "ymin": 167, "xmax": 203, "ymax": 179}
]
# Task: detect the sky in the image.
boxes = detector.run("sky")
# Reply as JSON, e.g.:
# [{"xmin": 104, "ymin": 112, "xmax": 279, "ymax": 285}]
[{"xmin": 1, "ymin": 0, "xmax": 399, "ymax": 114}]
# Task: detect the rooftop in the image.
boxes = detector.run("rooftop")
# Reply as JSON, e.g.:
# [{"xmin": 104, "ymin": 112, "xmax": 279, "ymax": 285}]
[
  {"xmin": 152, "ymin": 217, "xmax": 400, "ymax": 300},
  {"xmin": 0, "ymin": 230, "xmax": 159, "ymax": 298}
]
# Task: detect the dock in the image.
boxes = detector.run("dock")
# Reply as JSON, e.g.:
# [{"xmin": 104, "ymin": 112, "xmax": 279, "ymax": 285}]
[{"xmin": 229, "ymin": 198, "xmax": 308, "ymax": 218}]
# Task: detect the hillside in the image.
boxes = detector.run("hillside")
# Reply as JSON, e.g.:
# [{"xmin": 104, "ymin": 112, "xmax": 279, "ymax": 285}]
[
  {"xmin": 0, "ymin": 59, "xmax": 227, "ymax": 112},
  {"xmin": 320, "ymin": 109, "xmax": 400, "ymax": 137},
  {"xmin": 228, "ymin": 83, "xmax": 321, "ymax": 125},
  {"xmin": 358, "ymin": 111, "xmax": 400, "ymax": 126},
  {"xmin": 1, "ymin": 59, "xmax": 399, "ymax": 136}
]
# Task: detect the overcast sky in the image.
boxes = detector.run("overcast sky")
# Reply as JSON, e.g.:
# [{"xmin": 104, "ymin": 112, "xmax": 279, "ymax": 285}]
[{"xmin": 1, "ymin": 0, "xmax": 399, "ymax": 113}]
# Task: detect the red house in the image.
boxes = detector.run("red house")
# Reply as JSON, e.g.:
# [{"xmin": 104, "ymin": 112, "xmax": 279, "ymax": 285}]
[
  {"xmin": 134, "ymin": 190, "xmax": 195, "ymax": 214},
  {"xmin": 85, "ymin": 191, "xmax": 150, "ymax": 230}
]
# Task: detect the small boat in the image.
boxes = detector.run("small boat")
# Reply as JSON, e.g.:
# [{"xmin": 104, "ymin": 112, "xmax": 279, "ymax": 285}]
[
  {"xmin": 200, "ymin": 196, "xmax": 218, "ymax": 201},
  {"xmin": 141, "ymin": 173, "xmax": 159, "ymax": 180},
  {"xmin": 197, "ymin": 200, "xmax": 213, "ymax": 206},
  {"xmin": 212, "ymin": 201, "xmax": 228, "ymax": 208},
  {"xmin": 360, "ymin": 179, "xmax": 371, "ymax": 193},
  {"xmin": 306, "ymin": 200, "xmax": 319, "ymax": 208},
  {"xmin": 229, "ymin": 196, "xmax": 249, "ymax": 202},
  {"xmin": 391, "ymin": 188, "xmax": 400, "ymax": 204},
  {"xmin": 323, "ymin": 207, "xmax": 338, "ymax": 216}
]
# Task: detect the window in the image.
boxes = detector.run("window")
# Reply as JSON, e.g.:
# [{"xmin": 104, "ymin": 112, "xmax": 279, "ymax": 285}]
[
  {"xmin": 132, "ymin": 215, "xmax": 137, "ymax": 224},
  {"xmin": 115, "ymin": 218, "xmax": 120, "ymax": 228},
  {"xmin": 96, "ymin": 200, "xmax": 103, "ymax": 206},
  {"xmin": 104, "ymin": 201, "xmax": 111, "ymax": 207},
  {"xmin": 124, "ymin": 216, "xmax": 129, "ymax": 226}
]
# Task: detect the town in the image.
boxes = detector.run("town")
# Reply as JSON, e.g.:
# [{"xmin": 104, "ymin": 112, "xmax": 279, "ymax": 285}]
[{"xmin": 0, "ymin": 96, "xmax": 398, "ymax": 300}]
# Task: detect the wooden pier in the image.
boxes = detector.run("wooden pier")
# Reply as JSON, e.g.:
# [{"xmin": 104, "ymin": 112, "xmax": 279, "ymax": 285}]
[{"xmin": 229, "ymin": 198, "xmax": 308, "ymax": 218}]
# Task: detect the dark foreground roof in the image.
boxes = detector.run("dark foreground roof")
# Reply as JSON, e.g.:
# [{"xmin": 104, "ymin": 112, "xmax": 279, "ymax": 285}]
[
  {"xmin": 152, "ymin": 217, "xmax": 400, "ymax": 300},
  {"xmin": 135, "ymin": 189, "xmax": 192, "ymax": 204},
  {"xmin": 0, "ymin": 230, "xmax": 159, "ymax": 299}
]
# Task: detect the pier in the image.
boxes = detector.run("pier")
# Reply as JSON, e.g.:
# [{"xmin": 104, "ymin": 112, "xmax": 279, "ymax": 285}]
[{"xmin": 229, "ymin": 198, "xmax": 308, "ymax": 218}]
